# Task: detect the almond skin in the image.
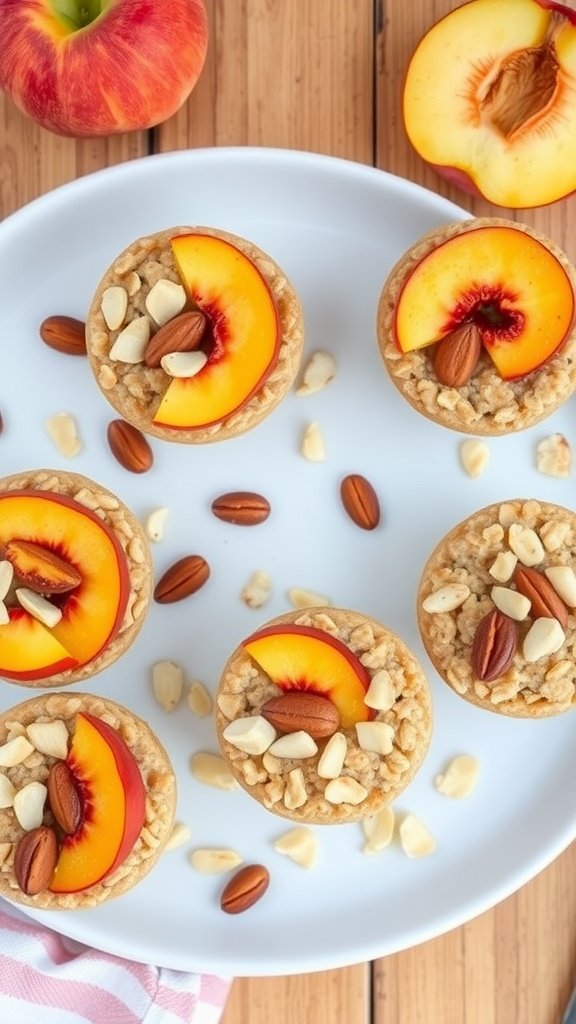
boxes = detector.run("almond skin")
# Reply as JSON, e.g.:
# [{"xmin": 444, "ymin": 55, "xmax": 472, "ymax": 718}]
[
  {"xmin": 47, "ymin": 761, "xmax": 84, "ymax": 835},
  {"xmin": 261, "ymin": 692, "xmax": 340, "ymax": 738},
  {"xmin": 5, "ymin": 539, "xmax": 81, "ymax": 595},
  {"xmin": 144, "ymin": 310, "xmax": 207, "ymax": 368},
  {"xmin": 107, "ymin": 419, "xmax": 153, "ymax": 474},
  {"xmin": 40, "ymin": 315, "xmax": 87, "ymax": 356},
  {"xmin": 433, "ymin": 322, "xmax": 482, "ymax": 388},
  {"xmin": 220, "ymin": 863, "xmax": 270, "ymax": 914},
  {"xmin": 14, "ymin": 826, "xmax": 59, "ymax": 895},
  {"xmin": 154, "ymin": 555, "xmax": 210, "ymax": 603},
  {"xmin": 471, "ymin": 609, "xmax": 518, "ymax": 681},
  {"xmin": 211, "ymin": 491, "xmax": 271, "ymax": 526},
  {"xmin": 514, "ymin": 566, "xmax": 569, "ymax": 629},
  {"xmin": 340, "ymin": 474, "xmax": 380, "ymax": 530}
]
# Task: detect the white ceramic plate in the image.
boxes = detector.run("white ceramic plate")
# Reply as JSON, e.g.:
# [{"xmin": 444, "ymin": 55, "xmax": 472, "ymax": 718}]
[{"xmin": 1, "ymin": 148, "xmax": 576, "ymax": 976}]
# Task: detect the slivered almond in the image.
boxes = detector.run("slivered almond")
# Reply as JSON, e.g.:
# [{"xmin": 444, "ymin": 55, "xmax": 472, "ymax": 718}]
[
  {"xmin": 296, "ymin": 350, "xmax": 336, "ymax": 395},
  {"xmin": 164, "ymin": 822, "xmax": 191, "ymax": 851},
  {"xmin": 0, "ymin": 773, "xmax": 16, "ymax": 809},
  {"xmin": 145, "ymin": 279, "xmax": 187, "ymax": 325},
  {"xmin": 190, "ymin": 752, "xmax": 237, "ymax": 791},
  {"xmin": 189, "ymin": 848, "xmax": 243, "ymax": 874},
  {"xmin": 399, "ymin": 814, "xmax": 436, "ymax": 857},
  {"xmin": 16, "ymin": 588, "xmax": 62, "ymax": 628},
  {"xmin": 109, "ymin": 316, "xmax": 150, "ymax": 362},
  {"xmin": 144, "ymin": 507, "xmax": 169, "ymax": 542},
  {"xmin": 0, "ymin": 560, "xmax": 14, "ymax": 600},
  {"xmin": 187, "ymin": 681, "xmax": 213, "ymax": 718},
  {"xmin": 422, "ymin": 583, "xmax": 470, "ymax": 613},
  {"xmin": 324, "ymin": 776, "xmax": 368, "ymax": 805},
  {"xmin": 508, "ymin": 523, "xmax": 544, "ymax": 566},
  {"xmin": 151, "ymin": 660, "xmax": 184, "ymax": 711},
  {"xmin": 241, "ymin": 570, "xmax": 272, "ymax": 609},
  {"xmin": 45, "ymin": 412, "xmax": 82, "ymax": 457},
  {"xmin": 362, "ymin": 806, "xmax": 395, "ymax": 854},
  {"xmin": 545, "ymin": 566, "xmax": 576, "ymax": 608},
  {"xmin": 0, "ymin": 736, "xmax": 34, "ymax": 767},
  {"xmin": 268, "ymin": 731, "xmax": 318, "ymax": 759},
  {"xmin": 160, "ymin": 350, "xmax": 208, "ymax": 378},
  {"xmin": 301, "ymin": 421, "xmax": 326, "ymax": 462},
  {"xmin": 273, "ymin": 827, "xmax": 319, "ymax": 868},
  {"xmin": 26, "ymin": 721, "xmax": 69, "ymax": 761},
  {"xmin": 13, "ymin": 782, "xmax": 47, "ymax": 831},
  {"xmin": 355, "ymin": 721, "xmax": 394, "ymax": 755},
  {"xmin": 222, "ymin": 716, "xmax": 277, "ymax": 755},
  {"xmin": 435, "ymin": 755, "xmax": 480, "ymax": 799},
  {"xmin": 316, "ymin": 732, "xmax": 347, "ymax": 779},
  {"xmin": 101, "ymin": 286, "xmax": 128, "ymax": 330},
  {"xmin": 287, "ymin": 587, "xmax": 331, "ymax": 609}
]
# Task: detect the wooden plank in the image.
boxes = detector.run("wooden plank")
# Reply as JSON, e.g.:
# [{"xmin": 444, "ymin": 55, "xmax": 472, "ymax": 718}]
[
  {"xmin": 375, "ymin": 0, "xmax": 576, "ymax": 260},
  {"xmin": 374, "ymin": 3, "xmax": 576, "ymax": 1022},
  {"xmin": 221, "ymin": 965, "xmax": 370, "ymax": 1024},
  {"xmin": 0, "ymin": 94, "xmax": 147, "ymax": 220},
  {"xmin": 156, "ymin": 0, "xmax": 375, "ymax": 162}
]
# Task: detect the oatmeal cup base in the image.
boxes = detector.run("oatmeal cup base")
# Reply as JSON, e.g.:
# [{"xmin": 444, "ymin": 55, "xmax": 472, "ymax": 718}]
[
  {"xmin": 0, "ymin": 469, "xmax": 152, "ymax": 688},
  {"xmin": 417, "ymin": 499, "xmax": 576, "ymax": 718},
  {"xmin": 216, "ymin": 607, "xmax": 433, "ymax": 825},
  {"xmin": 376, "ymin": 217, "xmax": 576, "ymax": 436},
  {"xmin": 86, "ymin": 225, "xmax": 305, "ymax": 444},
  {"xmin": 0, "ymin": 691, "xmax": 176, "ymax": 910}
]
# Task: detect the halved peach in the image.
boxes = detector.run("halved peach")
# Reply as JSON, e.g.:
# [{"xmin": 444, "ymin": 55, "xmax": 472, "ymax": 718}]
[
  {"xmin": 243, "ymin": 624, "xmax": 373, "ymax": 729},
  {"xmin": 0, "ymin": 490, "xmax": 130, "ymax": 681},
  {"xmin": 395, "ymin": 225, "xmax": 575, "ymax": 380},
  {"xmin": 403, "ymin": 0, "xmax": 576, "ymax": 209},
  {"xmin": 152, "ymin": 233, "xmax": 281, "ymax": 429},
  {"xmin": 50, "ymin": 712, "xmax": 146, "ymax": 894}
]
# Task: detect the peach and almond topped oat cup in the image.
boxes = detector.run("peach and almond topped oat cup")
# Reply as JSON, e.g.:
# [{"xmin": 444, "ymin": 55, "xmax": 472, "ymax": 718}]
[
  {"xmin": 0, "ymin": 692, "xmax": 176, "ymax": 909},
  {"xmin": 86, "ymin": 226, "xmax": 304, "ymax": 443},
  {"xmin": 216, "ymin": 608, "xmax": 432, "ymax": 825},
  {"xmin": 377, "ymin": 218, "xmax": 576, "ymax": 435},
  {"xmin": 417, "ymin": 499, "xmax": 576, "ymax": 717},
  {"xmin": 0, "ymin": 470, "xmax": 152, "ymax": 688}
]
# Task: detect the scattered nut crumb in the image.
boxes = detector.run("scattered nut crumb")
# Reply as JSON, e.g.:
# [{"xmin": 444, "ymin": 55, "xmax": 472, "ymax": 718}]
[
  {"xmin": 241, "ymin": 570, "xmax": 272, "ymax": 609},
  {"xmin": 273, "ymin": 827, "xmax": 319, "ymax": 868},
  {"xmin": 399, "ymin": 813, "xmax": 436, "ymax": 857},
  {"xmin": 459, "ymin": 439, "xmax": 490, "ymax": 478},
  {"xmin": 151, "ymin": 660, "xmax": 184, "ymax": 712},
  {"xmin": 145, "ymin": 507, "xmax": 169, "ymax": 543},
  {"xmin": 362, "ymin": 806, "xmax": 395, "ymax": 854},
  {"xmin": 301, "ymin": 421, "xmax": 326, "ymax": 462},
  {"xmin": 187, "ymin": 681, "xmax": 213, "ymax": 718},
  {"xmin": 435, "ymin": 755, "xmax": 480, "ymax": 799},
  {"xmin": 536, "ymin": 433, "xmax": 572, "ymax": 478},
  {"xmin": 45, "ymin": 412, "xmax": 82, "ymax": 457},
  {"xmin": 189, "ymin": 849, "xmax": 243, "ymax": 874},
  {"xmin": 164, "ymin": 821, "xmax": 192, "ymax": 851},
  {"xmin": 190, "ymin": 752, "xmax": 238, "ymax": 791},
  {"xmin": 296, "ymin": 350, "xmax": 336, "ymax": 396},
  {"xmin": 287, "ymin": 587, "xmax": 331, "ymax": 609}
]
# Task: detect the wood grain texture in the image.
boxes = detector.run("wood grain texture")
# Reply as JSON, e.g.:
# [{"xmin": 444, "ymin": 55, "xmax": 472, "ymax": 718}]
[{"xmin": 3, "ymin": 1, "xmax": 576, "ymax": 1022}]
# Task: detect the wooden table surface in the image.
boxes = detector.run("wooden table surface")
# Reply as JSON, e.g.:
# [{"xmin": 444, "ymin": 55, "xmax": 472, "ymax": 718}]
[{"xmin": 2, "ymin": 2, "xmax": 576, "ymax": 1021}]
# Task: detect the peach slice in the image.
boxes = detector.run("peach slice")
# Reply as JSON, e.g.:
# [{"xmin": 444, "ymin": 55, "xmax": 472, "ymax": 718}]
[
  {"xmin": 0, "ymin": 490, "xmax": 130, "ymax": 680},
  {"xmin": 152, "ymin": 233, "xmax": 281, "ymax": 428},
  {"xmin": 394, "ymin": 225, "xmax": 575, "ymax": 380},
  {"xmin": 50, "ymin": 712, "xmax": 146, "ymax": 894},
  {"xmin": 242, "ymin": 625, "xmax": 373, "ymax": 729},
  {"xmin": 0, "ymin": 609, "xmax": 77, "ymax": 681},
  {"xmin": 403, "ymin": 0, "xmax": 576, "ymax": 209}
]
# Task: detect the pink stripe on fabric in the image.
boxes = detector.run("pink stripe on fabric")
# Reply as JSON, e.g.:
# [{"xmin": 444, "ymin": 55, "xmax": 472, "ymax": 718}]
[
  {"xmin": 0, "ymin": 956, "xmax": 141, "ymax": 1024},
  {"xmin": 199, "ymin": 974, "xmax": 232, "ymax": 1005},
  {"xmin": 154, "ymin": 981, "xmax": 198, "ymax": 1021},
  {"xmin": 0, "ymin": 911, "xmax": 77, "ymax": 966},
  {"xmin": 76, "ymin": 947, "xmax": 158, "ymax": 998}
]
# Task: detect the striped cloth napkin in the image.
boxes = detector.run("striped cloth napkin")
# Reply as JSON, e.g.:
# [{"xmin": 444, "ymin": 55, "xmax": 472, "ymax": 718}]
[{"xmin": 0, "ymin": 900, "xmax": 231, "ymax": 1024}]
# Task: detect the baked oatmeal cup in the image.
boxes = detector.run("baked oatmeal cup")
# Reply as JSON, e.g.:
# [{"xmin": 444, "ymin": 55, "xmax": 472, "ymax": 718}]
[
  {"xmin": 86, "ymin": 225, "xmax": 305, "ymax": 443},
  {"xmin": 0, "ymin": 469, "xmax": 152, "ymax": 687},
  {"xmin": 216, "ymin": 608, "xmax": 432, "ymax": 824},
  {"xmin": 0, "ymin": 692, "xmax": 176, "ymax": 909},
  {"xmin": 377, "ymin": 217, "xmax": 576, "ymax": 435},
  {"xmin": 417, "ymin": 499, "xmax": 576, "ymax": 717}
]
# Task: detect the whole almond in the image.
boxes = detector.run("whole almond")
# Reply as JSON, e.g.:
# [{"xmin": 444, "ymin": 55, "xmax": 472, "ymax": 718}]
[
  {"xmin": 514, "ymin": 566, "xmax": 569, "ymax": 629},
  {"xmin": 107, "ymin": 419, "xmax": 153, "ymax": 473},
  {"xmin": 154, "ymin": 555, "xmax": 210, "ymax": 603},
  {"xmin": 144, "ymin": 311, "xmax": 206, "ymax": 368},
  {"xmin": 471, "ymin": 609, "xmax": 518, "ymax": 681},
  {"xmin": 40, "ymin": 315, "xmax": 87, "ymax": 356},
  {"xmin": 433, "ymin": 322, "xmax": 482, "ymax": 387},
  {"xmin": 5, "ymin": 539, "xmax": 81, "ymax": 595},
  {"xmin": 220, "ymin": 863, "xmax": 270, "ymax": 914},
  {"xmin": 211, "ymin": 491, "xmax": 271, "ymax": 526},
  {"xmin": 261, "ymin": 692, "xmax": 340, "ymax": 739},
  {"xmin": 47, "ymin": 762, "xmax": 84, "ymax": 835},
  {"xmin": 340, "ymin": 474, "xmax": 380, "ymax": 530},
  {"xmin": 14, "ymin": 826, "xmax": 59, "ymax": 895}
]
